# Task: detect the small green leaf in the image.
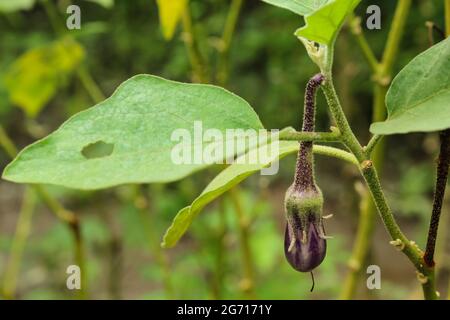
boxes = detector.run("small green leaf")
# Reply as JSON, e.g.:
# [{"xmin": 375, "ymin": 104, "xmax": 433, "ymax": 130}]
[
  {"xmin": 156, "ymin": 0, "xmax": 188, "ymax": 40},
  {"xmin": 3, "ymin": 39, "xmax": 84, "ymax": 117},
  {"xmin": 371, "ymin": 38, "xmax": 450, "ymax": 135},
  {"xmin": 161, "ymin": 141, "xmax": 357, "ymax": 248},
  {"xmin": 0, "ymin": 0, "xmax": 35, "ymax": 13},
  {"xmin": 3, "ymin": 75, "xmax": 264, "ymax": 189},
  {"xmin": 261, "ymin": 0, "xmax": 330, "ymax": 16},
  {"xmin": 295, "ymin": 0, "xmax": 361, "ymax": 45}
]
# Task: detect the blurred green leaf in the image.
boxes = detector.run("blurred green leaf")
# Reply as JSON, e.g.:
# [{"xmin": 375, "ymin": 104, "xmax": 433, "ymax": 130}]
[
  {"xmin": 3, "ymin": 39, "xmax": 84, "ymax": 117},
  {"xmin": 390, "ymin": 164, "xmax": 434, "ymax": 218},
  {"xmin": 371, "ymin": 37, "xmax": 450, "ymax": 135},
  {"xmin": 119, "ymin": 204, "xmax": 147, "ymax": 247},
  {"xmin": 295, "ymin": 0, "xmax": 361, "ymax": 45},
  {"xmin": 156, "ymin": 0, "xmax": 188, "ymax": 40},
  {"xmin": 82, "ymin": 216, "xmax": 111, "ymax": 245},
  {"xmin": 85, "ymin": 0, "xmax": 114, "ymax": 9},
  {"xmin": 261, "ymin": 0, "xmax": 330, "ymax": 16},
  {"xmin": 250, "ymin": 214, "xmax": 279, "ymax": 273},
  {"xmin": 0, "ymin": 0, "xmax": 35, "ymax": 13},
  {"xmin": 3, "ymin": 75, "xmax": 263, "ymax": 189}
]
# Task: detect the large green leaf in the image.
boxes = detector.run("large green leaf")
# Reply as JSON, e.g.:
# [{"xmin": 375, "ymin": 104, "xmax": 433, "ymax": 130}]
[
  {"xmin": 295, "ymin": 0, "xmax": 361, "ymax": 45},
  {"xmin": 3, "ymin": 39, "xmax": 84, "ymax": 117},
  {"xmin": 161, "ymin": 141, "xmax": 357, "ymax": 248},
  {"xmin": 261, "ymin": 0, "xmax": 330, "ymax": 16},
  {"xmin": 0, "ymin": 0, "xmax": 35, "ymax": 13},
  {"xmin": 2, "ymin": 75, "xmax": 264, "ymax": 189},
  {"xmin": 371, "ymin": 38, "xmax": 450, "ymax": 135}
]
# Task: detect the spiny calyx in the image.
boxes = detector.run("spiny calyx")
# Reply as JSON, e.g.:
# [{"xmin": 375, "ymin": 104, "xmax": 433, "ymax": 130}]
[
  {"xmin": 284, "ymin": 73, "xmax": 327, "ymax": 273},
  {"xmin": 284, "ymin": 186, "xmax": 327, "ymax": 272}
]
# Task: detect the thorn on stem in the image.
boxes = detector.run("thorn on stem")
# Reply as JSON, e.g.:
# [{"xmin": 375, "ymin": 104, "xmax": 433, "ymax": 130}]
[
  {"xmin": 416, "ymin": 271, "xmax": 428, "ymax": 284},
  {"xmin": 389, "ymin": 239, "xmax": 405, "ymax": 251}
]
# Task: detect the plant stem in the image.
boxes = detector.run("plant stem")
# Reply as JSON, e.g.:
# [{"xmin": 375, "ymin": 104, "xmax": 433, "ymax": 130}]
[
  {"xmin": 312, "ymin": 145, "xmax": 358, "ymax": 165},
  {"xmin": 212, "ymin": 197, "xmax": 228, "ymax": 299},
  {"xmin": 181, "ymin": 5, "xmax": 209, "ymax": 83},
  {"xmin": 0, "ymin": 125, "xmax": 88, "ymax": 299},
  {"xmin": 364, "ymin": 134, "xmax": 383, "ymax": 157},
  {"xmin": 426, "ymin": 21, "xmax": 446, "ymax": 47},
  {"xmin": 76, "ymin": 66, "xmax": 106, "ymax": 104},
  {"xmin": 424, "ymin": 130, "xmax": 450, "ymax": 267},
  {"xmin": 41, "ymin": 0, "xmax": 64, "ymax": 35},
  {"xmin": 42, "ymin": 0, "xmax": 105, "ymax": 105},
  {"xmin": 217, "ymin": 1, "xmax": 256, "ymax": 298},
  {"xmin": 445, "ymin": 0, "xmax": 450, "ymax": 37},
  {"xmin": 217, "ymin": 0, "xmax": 244, "ymax": 85},
  {"xmin": 349, "ymin": 15, "xmax": 380, "ymax": 74},
  {"xmin": 340, "ymin": 0, "xmax": 412, "ymax": 299},
  {"xmin": 137, "ymin": 186, "xmax": 175, "ymax": 299},
  {"xmin": 321, "ymin": 76, "xmax": 437, "ymax": 299},
  {"xmin": 279, "ymin": 130, "xmax": 341, "ymax": 142},
  {"xmin": 339, "ymin": 184, "xmax": 373, "ymax": 299},
  {"xmin": 0, "ymin": 126, "xmax": 18, "ymax": 158},
  {"xmin": 380, "ymin": 0, "xmax": 412, "ymax": 78},
  {"xmin": 340, "ymin": 85, "xmax": 387, "ymax": 299},
  {"xmin": 321, "ymin": 77, "xmax": 364, "ymax": 159},
  {"xmin": 229, "ymin": 187, "xmax": 255, "ymax": 298},
  {"xmin": 293, "ymin": 74, "xmax": 324, "ymax": 191},
  {"xmin": 180, "ymin": 1, "xmax": 252, "ymax": 299},
  {"xmin": 2, "ymin": 187, "xmax": 36, "ymax": 299}
]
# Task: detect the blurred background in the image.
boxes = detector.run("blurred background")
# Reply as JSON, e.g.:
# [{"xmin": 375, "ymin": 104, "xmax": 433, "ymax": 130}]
[{"xmin": 0, "ymin": 0, "xmax": 449, "ymax": 299}]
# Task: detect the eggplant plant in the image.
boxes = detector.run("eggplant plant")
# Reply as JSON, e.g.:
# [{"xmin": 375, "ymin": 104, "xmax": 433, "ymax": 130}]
[{"xmin": 1, "ymin": 0, "xmax": 450, "ymax": 300}]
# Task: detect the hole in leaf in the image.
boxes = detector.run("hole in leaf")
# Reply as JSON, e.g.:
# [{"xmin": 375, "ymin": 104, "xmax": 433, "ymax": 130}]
[{"xmin": 81, "ymin": 141, "xmax": 114, "ymax": 159}]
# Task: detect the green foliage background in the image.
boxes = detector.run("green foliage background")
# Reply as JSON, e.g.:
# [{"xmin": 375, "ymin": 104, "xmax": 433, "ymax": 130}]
[{"xmin": 0, "ymin": 0, "xmax": 448, "ymax": 299}]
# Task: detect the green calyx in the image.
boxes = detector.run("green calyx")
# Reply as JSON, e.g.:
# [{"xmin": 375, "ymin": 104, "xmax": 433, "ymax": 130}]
[{"xmin": 284, "ymin": 185, "xmax": 324, "ymax": 242}]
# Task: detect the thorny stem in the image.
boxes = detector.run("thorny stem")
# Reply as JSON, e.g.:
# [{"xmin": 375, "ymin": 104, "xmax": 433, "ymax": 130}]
[
  {"xmin": 322, "ymin": 74, "xmax": 437, "ymax": 299},
  {"xmin": 217, "ymin": 0, "xmax": 244, "ymax": 85},
  {"xmin": 341, "ymin": 0, "xmax": 412, "ymax": 299},
  {"xmin": 2, "ymin": 187, "xmax": 36, "ymax": 299},
  {"xmin": 321, "ymin": 77, "xmax": 364, "ymax": 159},
  {"xmin": 0, "ymin": 125, "xmax": 88, "ymax": 299},
  {"xmin": 424, "ymin": 130, "xmax": 450, "ymax": 267},
  {"xmin": 340, "ymin": 85, "xmax": 387, "ymax": 299},
  {"xmin": 423, "ymin": 10, "xmax": 450, "ymax": 271}
]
